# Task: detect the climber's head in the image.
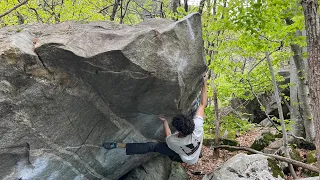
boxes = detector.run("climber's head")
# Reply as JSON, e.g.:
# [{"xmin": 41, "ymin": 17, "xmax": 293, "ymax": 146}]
[{"xmin": 172, "ymin": 114, "xmax": 195, "ymax": 136}]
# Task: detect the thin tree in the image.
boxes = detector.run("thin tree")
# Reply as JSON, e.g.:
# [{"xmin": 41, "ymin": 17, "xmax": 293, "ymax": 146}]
[
  {"xmin": 265, "ymin": 52, "xmax": 297, "ymax": 178},
  {"xmin": 184, "ymin": 0, "xmax": 188, "ymax": 12},
  {"xmin": 211, "ymin": 73, "xmax": 220, "ymax": 158},
  {"xmin": 110, "ymin": 0, "xmax": 120, "ymax": 21},
  {"xmin": 172, "ymin": 0, "xmax": 180, "ymax": 20},
  {"xmin": 120, "ymin": 0, "xmax": 131, "ymax": 24},
  {"xmin": 198, "ymin": 0, "xmax": 205, "ymax": 14}
]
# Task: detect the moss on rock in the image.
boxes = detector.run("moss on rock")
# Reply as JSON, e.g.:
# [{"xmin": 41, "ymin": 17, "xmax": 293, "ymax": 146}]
[
  {"xmin": 290, "ymin": 148, "xmax": 303, "ymax": 162},
  {"xmin": 306, "ymin": 150, "xmax": 317, "ymax": 164},
  {"xmin": 267, "ymin": 158, "xmax": 284, "ymax": 178},
  {"xmin": 250, "ymin": 132, "xmax": 276, "ymax": 153},
  {"xmin": 221, "ymin": 138, "xmax": 239, "ymax": 146},
  {"xmin": 302, "ymin": 169, "xmax": 319, "ymax": 177}
]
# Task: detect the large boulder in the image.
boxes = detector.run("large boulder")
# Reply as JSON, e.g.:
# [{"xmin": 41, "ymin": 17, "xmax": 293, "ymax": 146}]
[
  {"xmin": 123, "ymin": 156, "xmax": 188, "ymax": 180},
  {"xmin": 0, "ymin": 13, "xmax": 206, "ymax": 180},
  {"xmin": 202, "ymin": 153, "xmax": 284, "ymax": 180}
]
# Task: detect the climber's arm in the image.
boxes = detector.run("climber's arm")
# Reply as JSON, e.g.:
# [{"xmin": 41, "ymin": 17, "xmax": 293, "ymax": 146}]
[
  {"xmin": 159, "ymin": 116, "xmax": 171, "ymax": 137},
  {"xmin": 195, "ymin": 74, "xmax": 208, "ymax": 118}
]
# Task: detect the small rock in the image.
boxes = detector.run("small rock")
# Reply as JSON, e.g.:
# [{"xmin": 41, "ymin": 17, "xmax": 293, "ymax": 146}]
[{"xmin": 259, "ymin": 118, "xmax": 273, "ymax": 127}]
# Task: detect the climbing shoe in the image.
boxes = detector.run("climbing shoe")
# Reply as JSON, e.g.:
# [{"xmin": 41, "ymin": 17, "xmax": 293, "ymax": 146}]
[
  {"xmin": 191, "ymin": 171, "xmax": 205, "ymax": 176},
  {"xmin": 102, "ymin": 142, "xmax": 117, "ymax": 149}
]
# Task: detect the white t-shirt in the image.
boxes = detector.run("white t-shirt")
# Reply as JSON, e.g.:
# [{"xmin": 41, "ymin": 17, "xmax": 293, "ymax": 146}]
[{"xmin": 165, "ymin": 115, "xmax": 204, "ymax": 165}]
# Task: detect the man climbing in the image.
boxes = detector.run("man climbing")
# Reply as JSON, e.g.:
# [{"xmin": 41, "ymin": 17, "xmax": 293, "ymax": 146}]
[{"xmin": 102, "ymin": 74, "xmax": 207, "ymax": 165}]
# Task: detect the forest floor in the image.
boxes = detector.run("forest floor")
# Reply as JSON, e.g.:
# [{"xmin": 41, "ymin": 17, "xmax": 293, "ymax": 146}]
[{"xmin": 182, "ymin": 127, "xmax": 313, "ymax": 180}]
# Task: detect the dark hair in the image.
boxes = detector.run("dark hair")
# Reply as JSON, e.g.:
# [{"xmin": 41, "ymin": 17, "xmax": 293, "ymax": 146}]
[{"xmin": 172, "ymin": 114, "xmax": 195, "ymax": 136}]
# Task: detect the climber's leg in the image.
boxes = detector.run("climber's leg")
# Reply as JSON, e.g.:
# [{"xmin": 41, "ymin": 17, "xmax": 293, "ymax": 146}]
[{"xmin": 126, "ymin": 142, "xmax": 182, "ymax": 162}]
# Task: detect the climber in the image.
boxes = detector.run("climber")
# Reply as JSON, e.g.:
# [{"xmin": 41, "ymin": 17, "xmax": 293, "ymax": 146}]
[{"xmin": 102, "ymin": 73, "xmax": 207, "ymax": 165}]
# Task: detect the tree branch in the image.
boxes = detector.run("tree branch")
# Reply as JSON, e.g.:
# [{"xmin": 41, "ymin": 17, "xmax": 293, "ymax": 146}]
[
  {"xmin": 213, "ymin": 145, "xmax": 320, "ymax": 173},
  {"xmin": 28, "ymin": 7, "xmax": 43, "ymax": 23},
  {"xmin": 247, "ymin": 42, "xmax": 284, "ymax": 76},
  {"xmin": 98, "ymin": 4, "xmax": 115, "ymax": 13},
  {"xmin": 246, "ymin": 78, "xmax": 281, "ymax": 130},
  {"xmin": 110, "ymin": 0, "xmax": 120, "ymax": 21},
  {"xmin": 0, "ymin": 0, "xmax": 29, "ymax": 19},
  {"xmin": 131, "ymin": 0, "xmax": 152, "ymax": 17},
  {"xmin": 120, "ymin": 0, "xmax": 131, "ymax": 24}
]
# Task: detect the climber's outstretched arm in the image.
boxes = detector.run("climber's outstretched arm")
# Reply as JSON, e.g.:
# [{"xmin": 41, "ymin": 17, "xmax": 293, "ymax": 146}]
[
  {"xmin": 195, "ymin": 74, "xmax": 208, "ymax": 118},
  {"xmin": 159, "ymin": 116, "xmax": 171, "ymax": 137}
]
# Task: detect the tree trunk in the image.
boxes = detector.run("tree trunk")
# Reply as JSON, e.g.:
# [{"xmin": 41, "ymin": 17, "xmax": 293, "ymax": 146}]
[
  {"xmin": 289, "ymin": 55, "xmax": 306, "ymax": 139},
  {"xmin": 184, "ymin": 0, "xmax": 188, "ymax": 12},
  {"xmin": 266, "ymin": 52, "xmax": 297, "ymax": 178},
  {"xmin": 211, "ymin": 73, "xmax": 220, "ymax": 157},
  {"xmin": 301, "ymin": 0, "xmax": 320, "ymax": 168},
  {"xmin": 198, "ymin": 0, "xmax": 205, "ymax": 14},
  {"xmin": 172, "ymin": 0, "xmax": 180, "ymax": 14},
  {"xmin": 110, "ymin": 0, "xmax": 120, "ymax": 21},
  {"xmin": 120, "ymin": 0, "xmax": 130, "ymax": 24},
  {"xmin": 16, "ymin": 12, "xmax": 25, "ymax": 25},
  {"xmin": 160, "ymin": 2, "xmax": 164, "ymax": 18},
  {"xmin": 290, "ymin": 41, "xmax": 315, "ymax": 142},
  {"xmin": 285, "ymin": 16, "xmax": 315, "ymax": 143}
]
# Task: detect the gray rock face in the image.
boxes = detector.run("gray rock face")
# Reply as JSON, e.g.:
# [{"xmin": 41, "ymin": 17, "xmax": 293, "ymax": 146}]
[
  {"xmin": 124, "ymin": 156, "xmax": 188, "ymax": 180},
  {"xmin": 168, "ymin": 161, "xmax": 189, "ymax": 180},
  {"xmin": 202, "ymin": 153, "xmax": 284, "ymax": 180},
  {"xmin": 124, "ymin": 156, "xmax": 172, "ymax": 180},
  {"xmin": 0, "ymin": 13, "xmax": 206, "ymax": 180}
]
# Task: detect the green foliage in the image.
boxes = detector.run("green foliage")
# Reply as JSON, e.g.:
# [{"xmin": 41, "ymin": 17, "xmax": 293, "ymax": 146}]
[
  {"xmin": 272, "ymin": 117, "xmax": 294, "ymax": 131},
  {"xmin": 201, "ymin": 0, "xmax": 305, "ymax": 108},
  {"xmin": 0, "ymin": 0, "xmax": 111, "ymax": 26},
  {"xmin": 306, "ymin": 150, "xmax": 317, "ymax": 164},
  {"xmin": 220, "ymin": 114, "xmax": 253, "ymax": 134},
  {"xmin": 204, "ymin": 106, "xmax": 253, "ymax": 139},
  {"xmin": 302, "ymin": 151, "xmax": 318, "ymax": 177},
  {"xmin": 0, "ymin": 0, "xmax": 171, "ymax": 26}
]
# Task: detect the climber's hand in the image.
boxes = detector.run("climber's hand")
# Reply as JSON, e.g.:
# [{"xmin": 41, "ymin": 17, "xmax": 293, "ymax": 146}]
[
  {"xmin": 158, "ymin": 115, "xmax": 167, "ymax": 122},
  {"xmin": 203, "ymin": 72, "xmax": 208, "ymax": 83}
]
